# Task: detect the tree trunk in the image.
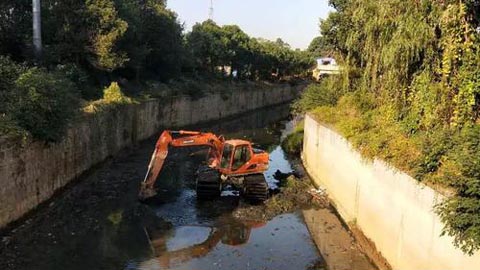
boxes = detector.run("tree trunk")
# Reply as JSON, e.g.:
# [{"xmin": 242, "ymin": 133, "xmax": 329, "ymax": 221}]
[{"xmin": 32, "ymin": 0, "xmax": 42, "ymax": 61}]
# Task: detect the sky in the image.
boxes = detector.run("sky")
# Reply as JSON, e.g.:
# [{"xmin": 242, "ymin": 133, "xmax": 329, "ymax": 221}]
[{"xmin": 166, "ymin": 0, "xmax": 334, "ymax": 50}]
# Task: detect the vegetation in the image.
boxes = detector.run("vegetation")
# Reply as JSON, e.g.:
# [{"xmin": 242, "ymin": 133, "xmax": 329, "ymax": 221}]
[
  {"xmin": 297, "ymin": 0, "xmax": 480, "ymax": 254},
  {"xmin": 102, "ymin": 82, "xmax": 131, "ymax": 104},
  {"xmin": 282, "ymin": 120, "xmax": 304, "ymax": 155},
  {"xmin": 0, "ymin": 57, "xmax": 79, "ymax": 142},
  {"xmin": 185, "ymin": 20, "xmax": 314, "ymax": 80},
  {"xmin": 0, "ymin": 1, "xmax": 313, "ymax": 142}
]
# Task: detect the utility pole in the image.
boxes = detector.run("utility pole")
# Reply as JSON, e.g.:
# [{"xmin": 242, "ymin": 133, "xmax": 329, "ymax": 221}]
[
  {"xmin": 32, "ymin": 0, "xmax": 42, "ymax": 61},
  {"xmin": 209, "ymin": 0, "xmax": 214, "ymax": 20}
]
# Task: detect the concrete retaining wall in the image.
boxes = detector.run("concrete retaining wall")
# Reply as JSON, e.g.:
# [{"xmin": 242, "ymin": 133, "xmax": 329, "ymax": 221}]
[
  {"xmin": 302, "ymin": 114, "xmax": 480, "ymax": 270},
  {"xmin": 0, "ymin": 83, "xmax": 299, "ymax": 229}
]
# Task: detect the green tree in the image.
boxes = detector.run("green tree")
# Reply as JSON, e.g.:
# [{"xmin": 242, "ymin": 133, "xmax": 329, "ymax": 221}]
[
  {"xmin": 0, "ymin": 1, "xmax": 31, "ymax": 61},
  {"xmin": 307, "ymin": 36, "xmax": 326, "ymax": 57},
  {"xmin": 86, "ymin": 0, "xmax": 128, "ymax": 71},
  {"xmin": 186, "ymin": 20, "xmax": 227, "ymax": 73},
  {"xmin": 299, "ymin": 0, "xmax": 480, "ymax": 253},
  {"xmin": 40, "ymin": 0, "xmax": 90, "ymax": 66},
  {"xmin": 221, "ymin": 25, "xmax": 251, "ymax": 78}
]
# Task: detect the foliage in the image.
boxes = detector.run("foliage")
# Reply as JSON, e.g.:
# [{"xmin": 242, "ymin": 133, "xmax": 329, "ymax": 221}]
[
  {"xmin": 86, "ymin": 0, "xmax": 128, "ymax": 71},
  {"xmin": 186, "ymin": 20, "xmax": 314, "ymax": 80},
  {"xmin": 281, "ymin": 120, "xmax": 304, "ymax": 155},
  {"xmin": 293, "ymin": 76, "xmax": 344, "ymax": 113},
  {"xmin": 2, "ymin": 0, "xmax": 311, "ymax": 84},
  {"xmin": 0, "ymin": 1, "xmax": 312, "ymax": 142},
  {"xmin": 103, "ymin": 82, "xmax": 130, "ymax": 104},
  {"xmin": 11, "ymin": 68, "xmax": 79, "ymax": 142},
  {"xmin": 0, "ymin": 56, "xmax": 26, "ymax": 137},
  {"xmin": 55, "ymin": 64, "xmax": 98, "ymax": 100},
  {"xmin": 0, "ymin": 56, "xmax": 25, "ymax": 113},
  {"xmin": 299, "ymin": 0, "xmax": 480, "ymax": 253},
  {"xmin": 116, "ymin": 0, "xmax": 184, "ymax": 81},
  {"xmin": 0, "ymin": 1, "xmax": 30, "ymax": 61},
  {"xmin": 435, "ymin": 126, "xmax": 480, "ymax": 255}
]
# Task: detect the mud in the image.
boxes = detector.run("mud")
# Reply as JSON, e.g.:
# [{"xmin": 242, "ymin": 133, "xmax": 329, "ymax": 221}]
[
  {"xmin": 0, "ymin": 104, "xmax": 375, "ymax": 270},
  {"xmin": 303, "ymin": 208, "xmax": 376, "ymax": 270},
  {"xmin": 233, "ymin": 176, "xmax": 329, "ymax": 222}
]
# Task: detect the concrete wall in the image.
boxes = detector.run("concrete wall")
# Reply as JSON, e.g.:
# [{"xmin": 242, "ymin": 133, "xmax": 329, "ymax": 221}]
[
  {"xmin": 0, "ymin": 84, "xmax": 299, "ymax": 229},
  {"xmin": 302, "ymin": 114, "xmax": 480, "ymax": 270}
]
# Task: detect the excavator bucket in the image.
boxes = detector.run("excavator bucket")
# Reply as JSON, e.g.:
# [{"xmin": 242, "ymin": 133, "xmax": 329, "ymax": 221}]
[{"xmin": 138, "ymin": 131, "xmax": 172, "ymax": 201}]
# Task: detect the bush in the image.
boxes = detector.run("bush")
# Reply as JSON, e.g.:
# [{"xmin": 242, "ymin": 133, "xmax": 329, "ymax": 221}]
[
  {"xmin": 281, "ymin": 121, "xmax": 304, "ymax": 155},
  {"xmin": 292, "ymin": 76, "xmax": 343, "ymax": 113},
  {"xmin": 102, "ymin": 82, "xmax": 131, "ymax": 104},
  {"xmin": 11, "ymin": 68, "xmax": 79, "ymax": 142},
  {"xmin": 435, "ymin": 126, "xmax": 480, "ymax": 255},
  {"xmin": 55, "ymin": 64, "xmax": 98, "ymax": 100},
  {"xmin": 0, "ymin": 56, "xmax": 25, "ymax": 114}
]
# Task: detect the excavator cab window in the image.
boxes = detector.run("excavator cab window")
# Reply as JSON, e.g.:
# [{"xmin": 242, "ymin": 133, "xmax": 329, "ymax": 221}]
[
  {"xmin": 220, "ymin": 144, "xmax": 234, "ymax": 169},
  {"xmin": 232, "ymin": 145, "xmax": 251, "ymax": 171}
]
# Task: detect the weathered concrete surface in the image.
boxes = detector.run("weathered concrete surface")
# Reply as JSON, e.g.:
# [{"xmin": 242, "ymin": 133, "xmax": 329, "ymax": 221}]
[
  {"xmin": 0, "ymin": 83, "xmax": 300, "ymax": 229},
  {"xmin": 303, "ymin": 208, "xmax": 376, "ymax": 270},
  {"xmin": 302, "ymin": 114, "xmax": 480, "ymax": 270}
]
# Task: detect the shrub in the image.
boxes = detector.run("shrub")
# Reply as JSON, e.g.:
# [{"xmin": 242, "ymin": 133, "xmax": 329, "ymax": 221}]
[
  {"xmin": 0, "ymin": 56, "xmax": 25, "ymax": 114},
  {"xmin": 435, "ymin": 126, "xmax": 480, "ymax": 255},
  {"xmin": 281, "ymin": 121, "xmax": 304, "ymax": 155},
  {"xmin": 11, "ymin": 68, "xmax": 79, "ymax": 142},
  {"xmin": 102, "ymin": 82, "xmax": 130, "ymax": 104},
  {"xmin": 292, "ymin": 76, "xmax": 343, "ymax": 113},
  {"xmin": 55, "ymin": 64, "xmax": 98, "ymax": 100}
]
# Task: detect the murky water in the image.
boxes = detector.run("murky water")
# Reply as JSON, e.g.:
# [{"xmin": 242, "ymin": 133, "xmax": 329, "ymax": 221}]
[
  {"xmin": 129, "ymin": 214, "xmax": 318, "ymax": 270},
  {"xmin": 0, "ymin": 104, "xmax": 325, "ymax": 270}
]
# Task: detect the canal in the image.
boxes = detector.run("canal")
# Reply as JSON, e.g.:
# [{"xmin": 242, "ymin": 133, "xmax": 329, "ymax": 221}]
[{"xmin": 0, "ymin": 104, "xmax": 374, "ymax": 270}]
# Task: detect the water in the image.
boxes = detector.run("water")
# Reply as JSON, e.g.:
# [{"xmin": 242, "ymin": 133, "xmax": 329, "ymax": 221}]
[
  {"xmin": 128, "ymin": 214, "xmax": 318, "ymax": 270},
  {"xmin": 0, "ymin": 104, "xmax": 324, "ymax": 270}
]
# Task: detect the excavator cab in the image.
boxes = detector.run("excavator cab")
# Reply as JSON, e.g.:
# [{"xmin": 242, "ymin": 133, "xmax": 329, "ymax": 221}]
[
  {"xmin": 219, "ymin": 142, "xmax": 252, "ymax": 171},
  {"xmin": 219, "ymin": 140, "xmax": 268, "ymax": 175}
]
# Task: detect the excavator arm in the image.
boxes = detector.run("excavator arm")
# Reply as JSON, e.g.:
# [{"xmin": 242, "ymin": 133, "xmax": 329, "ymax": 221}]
[{"xmin": 139, "ymin": 130, "xmax": 224, "ymax": 200}]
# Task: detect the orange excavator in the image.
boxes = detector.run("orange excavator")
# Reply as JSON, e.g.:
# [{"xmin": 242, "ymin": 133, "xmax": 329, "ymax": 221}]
[{"xmin": 139, "ymin": 130, "xmax": 270, "ymax": 202}]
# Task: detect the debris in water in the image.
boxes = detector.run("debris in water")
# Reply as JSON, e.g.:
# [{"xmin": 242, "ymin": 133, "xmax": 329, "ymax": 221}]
[
  {"xmin": 309, "ymin": 188, "xmax": 327, "ymax": 202},
  {"xmin": 233, "ymin": 175, "xmax": 329, "ymax": 221}
]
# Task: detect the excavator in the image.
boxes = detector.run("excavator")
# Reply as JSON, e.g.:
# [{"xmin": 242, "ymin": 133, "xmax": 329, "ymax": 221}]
[{"xmin": 139, "ymin": 130, "xmax": 270, "ymax": 202}]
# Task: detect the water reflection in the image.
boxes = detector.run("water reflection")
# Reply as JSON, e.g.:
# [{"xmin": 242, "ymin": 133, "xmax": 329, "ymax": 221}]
[
  {"xmin": 131, "ymin": 214, "xmax": 320, "ymax": 270},
  {"xmin": 138, "ymin": 218, "xmax": 262, "ymax": 269}
]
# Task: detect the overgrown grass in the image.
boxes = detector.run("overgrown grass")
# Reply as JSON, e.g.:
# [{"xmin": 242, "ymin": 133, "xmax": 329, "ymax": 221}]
[
  {"xmin": 296, "ymin": 79, "xmax": 480, "ymax": 254},
  {"xmin": 311, "ymin": 95, "xmax": 423, "ymax": 176}
]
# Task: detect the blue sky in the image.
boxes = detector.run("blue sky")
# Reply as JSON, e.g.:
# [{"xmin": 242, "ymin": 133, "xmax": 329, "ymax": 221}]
[{"xmin": 167, "ymin": 0, "xmax": 333, "ymax": 50}]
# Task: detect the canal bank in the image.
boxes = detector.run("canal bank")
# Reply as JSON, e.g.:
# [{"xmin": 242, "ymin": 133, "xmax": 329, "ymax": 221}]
[
  {"xmin": 302, "ymin": 113, "xmax": 480, "ymax": 270},
  {"xmin": 0, "ymin": 82, "xmax": 301, "ymax": 230}
]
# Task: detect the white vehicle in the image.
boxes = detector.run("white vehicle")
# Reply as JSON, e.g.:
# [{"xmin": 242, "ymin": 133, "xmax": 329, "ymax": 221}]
[{"xmin": 313, "ymin": 57, "xmax": 340, "ymax": 80}]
